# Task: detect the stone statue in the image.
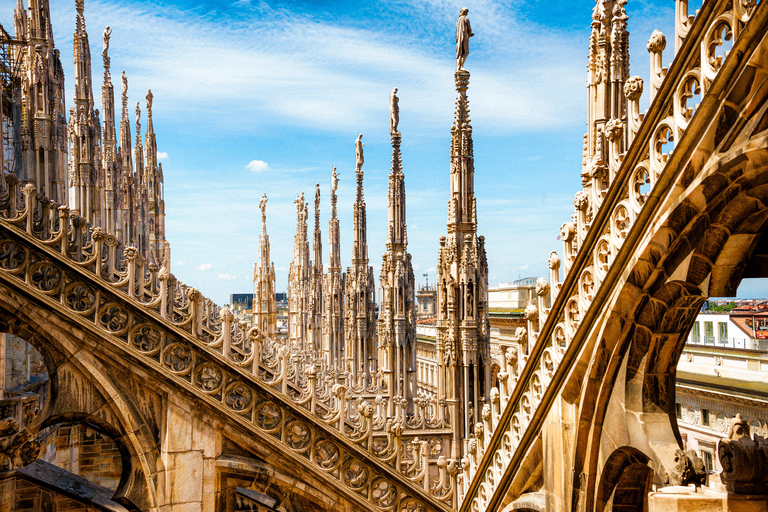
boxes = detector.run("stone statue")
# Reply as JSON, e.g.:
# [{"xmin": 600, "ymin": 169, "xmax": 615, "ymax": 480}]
[
  {"xmin": 102, "ymin": 26, "xmax": 111, "ymax": 64},
  {"xmin": 390, "ymin": 87, "xmax": 399, "ymax": 134},
  {"xmin": 146, "ymin": 89, "xmax": 153, "ymax": 111},
  {"xmin": 663, "ymin": 448, "xmax": 706, "ymax": 486},
  {"xmin": 718, "ymin": 413, "xmax": 768, "ymax": 493},
  {"xmin": 259, "ymin": 193, "xmax": 267, "ymax": 219},
  {"xmin": 331, "ymin": 167, "xmax": 338, "ymax": 196},
  {"xmin": 456, "ymin": 8, "xmax": 474, "ymax": 71},
  {"xmin": 121, "ymin": 71, "xmax": 127, "ymax": 98},
  {"xmin": 355, "ymin": 134, "xmax": 364, "ymax": 173}
]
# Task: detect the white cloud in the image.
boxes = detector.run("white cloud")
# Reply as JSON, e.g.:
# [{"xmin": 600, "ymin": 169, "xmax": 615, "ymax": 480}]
[
  {"xmin": 246, "ymin": 160, "xmax": 269, "ymax": 172},
  {"xmin": 51, "ymin": 0, "xmax": 585, "ymax": 135},
  {"xmin": 175, "ymin": 260, "xmax": 186, "ymax": 266},
  {"xmin": 157, "ymin": 151, "xmax": 169, "ymax": 159},
  {"xmin": 195, "ymin": 263, "xmax": 212, "ymax": 271},
  {"xmin": 520, "ymin": 264, "xmax": 530, "ymax": 270},
  {"xmin": 218, "ymin": 273, "xmax": 238, "ymax": 280}
]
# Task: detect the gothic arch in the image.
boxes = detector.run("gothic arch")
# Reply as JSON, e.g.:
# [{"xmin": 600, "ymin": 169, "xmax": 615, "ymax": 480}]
[
  {"xmin": 0, "ymin": 282, "xmax": 160, "ymax": 511},
  {"xmin": 572, "ymin": 131, "xmax": 768, "ymax": 511},
  {"xmin": 595, "ymin": 447, "xmax": 652, "ymax": 512}
]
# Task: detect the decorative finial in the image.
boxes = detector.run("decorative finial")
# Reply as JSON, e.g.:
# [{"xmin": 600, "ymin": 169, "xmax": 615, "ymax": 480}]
[
  {"xmin": 647, "ymin": 30, "xmax": 666, "ymax": 53},
  {"xmin": 76, "ymin": 0, "xmax": 84, "ymax": 15},
  {"xmin": 456, "ymin": 7, "xmax": 473, "ymax": 71}
]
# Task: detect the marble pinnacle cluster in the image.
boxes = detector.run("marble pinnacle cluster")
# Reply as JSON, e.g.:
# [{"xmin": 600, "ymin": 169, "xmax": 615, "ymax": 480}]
[{"xmin": 11, "ymin": 0, "xmax": 167, "ymax": 266}]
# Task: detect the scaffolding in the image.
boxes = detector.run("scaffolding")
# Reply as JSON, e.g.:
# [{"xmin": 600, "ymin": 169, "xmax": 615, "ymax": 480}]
[{"xmin": 0, "ymin": 23, "xmax": 24, "ymax": 177}]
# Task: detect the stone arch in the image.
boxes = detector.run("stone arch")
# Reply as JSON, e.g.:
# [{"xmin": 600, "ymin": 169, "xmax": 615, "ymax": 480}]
[
  {"xmin": 38, "ymin": 412, "xmax": 131, "ymax": 495},
  {"xmin": 572, "ymin": 140, "xmax": 768, "ymax": 510},
  {"xmin": 0, "ymin": 282, "xmax": 160, "ymax": 511},
  {"xmin": 595, "ymin": 447, "xmax": 652, "ymax": 512}
]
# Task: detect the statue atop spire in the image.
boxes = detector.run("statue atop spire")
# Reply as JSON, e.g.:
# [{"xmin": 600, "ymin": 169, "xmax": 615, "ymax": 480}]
[
  {"xmin": 331, "ymin": 167, "xmax": 339, "ymax": 217},
  {"xmin": 146, "ymin": 90, "xmax": 153, "ymax": 119},
  {"xmin": 346, "ymin": 133, "xmax": 376, "ymax": 383},
  {"xmin": 121, "ymin": 71, "xmax": 128, "ymax": 110},
  {"xmin": 102, "ymin": 26, "xmax": 111, "ymax": 70},
  {"xmin": 324, "ymin": 166, "xmax": 344, "ymax": 370},
  {"xmin": 439, "ymin": 12, "xmax": 489, "ymax": 461},
  {"xmin": 135, "ymin": 102, "xmax": 141, "ymax": 136},
  {"xmin": 379, "ymin": 87, "xmax": 416, "ymax": 409},
  {"xmin": 309, "ymin": 182, "xmax": 323, "ymax": 361},
  {"xmin": 288, "ymin": 192, "xmax": 311, "ymax": 354},
  {"xmin": 390, "ymin": 87, "xmax": 399, "ymax": 134},
  {"xmin": 355, "ymin": 133, "xmax": 364, "ymax": 174},
  {"xmin": 456, "ymin": 7, "xmax": 473, "ymax": 71},
  {"xmin": 259, "ymin": 193, "xmax": 268, "ymax": 224},
  {"xmin": 254, "ymin": 193, "xmax": 276, "ymax": 338}
]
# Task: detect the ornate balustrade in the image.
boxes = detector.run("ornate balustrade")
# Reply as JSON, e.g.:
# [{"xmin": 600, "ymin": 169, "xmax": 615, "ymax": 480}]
[
  {"xmin": 461, "ymin": 0, "xmax": 765, "ymax": 510},
  {"xmin": 0, "ymin": 174, "xmax": 457, "ymax": 511}
]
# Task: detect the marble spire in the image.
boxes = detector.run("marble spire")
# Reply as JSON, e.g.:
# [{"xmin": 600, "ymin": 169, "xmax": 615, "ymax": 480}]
[
  {"xmin": 345, "ymin": 134, "xmax": 376, "ymax": 384},
  {"xmin": 253, "ymin": 194, "xmax": 277, "ymax": 338},
  {"xmin": 323, "ymin": 168, "xmax": 345, "ymax": 370},
  {"xmin": 378, "ymin": 87, "xmax": 417, "ymax": 409},
  {"xmin": 436, "ymin": 9, "xmax": 490, "ymax": 460}
]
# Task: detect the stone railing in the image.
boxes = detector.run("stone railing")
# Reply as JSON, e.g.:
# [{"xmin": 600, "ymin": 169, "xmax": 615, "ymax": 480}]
[
  {"xmin": 461, "ymin": 0, "xmax": 765, "ymax": 509},
  {"xmin": 0, "ymin": 174, "xmax": 456, "ymax": 511}
]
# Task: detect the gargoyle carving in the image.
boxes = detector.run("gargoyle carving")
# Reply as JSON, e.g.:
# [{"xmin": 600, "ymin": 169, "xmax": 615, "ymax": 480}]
[
  {"xmin": 0, "ymin": 417, "xmax": 41, "ymax": 471},
  {"xmin": 719, "ymin": 413, "xmax": 768, "ymax": 494}
]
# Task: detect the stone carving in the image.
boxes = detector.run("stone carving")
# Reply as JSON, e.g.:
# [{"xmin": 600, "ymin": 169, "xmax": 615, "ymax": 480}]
[
  {"xmin": 719, "ymin": 413, "xmax": 768, "ymax": 494},
  {"xmin": 624, "ymin": 75, "xmax": 644, "ymax": 101},
  {"xmin": 456, "ymin": 8, "xmax": 473, "ymax": 71},
  {"xmin": 663, "ymin": 448, "xmax": 706, "ymax": 487},
  {"xmin": 390, "ymin": 87, "xmax": 399, "ymax": 134},
  {"xmin": 0, "ymin": 418, "xmax": 40, "ymax": 471},
  {"xmin": 102, "ymin": 26, "xmax": 111, "ymax": 67},
  {"xmin": 647, "ymin": 29, "xmax": 667, "ymax": 53},
  {"xmin": 259, "ymin": 193, "xmax": 267, "ymax": 219},
  {"xmin": 355, "ymin": 133, "xmax": 364, "ymax": 173}
]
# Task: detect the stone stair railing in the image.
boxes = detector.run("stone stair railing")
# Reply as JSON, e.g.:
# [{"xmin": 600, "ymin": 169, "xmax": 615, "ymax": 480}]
[
  {"xmin": 0, "ymin": 175, "xmax": 456, "ymax": 512},
  {"xmin": 460, "ymin": 0, "xmax": 765, "ymax": 510}
]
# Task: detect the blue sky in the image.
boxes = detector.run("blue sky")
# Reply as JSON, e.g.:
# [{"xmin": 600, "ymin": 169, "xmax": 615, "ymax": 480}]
[{"xmin": 7, "ymin": 0, "xmax": 764, "ymax": 304}]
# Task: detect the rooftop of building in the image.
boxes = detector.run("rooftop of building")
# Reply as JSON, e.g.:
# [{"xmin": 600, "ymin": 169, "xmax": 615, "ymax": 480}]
[{"xmin": 488, "ymin": 307, "xmax": 526, "ymax": 316}]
